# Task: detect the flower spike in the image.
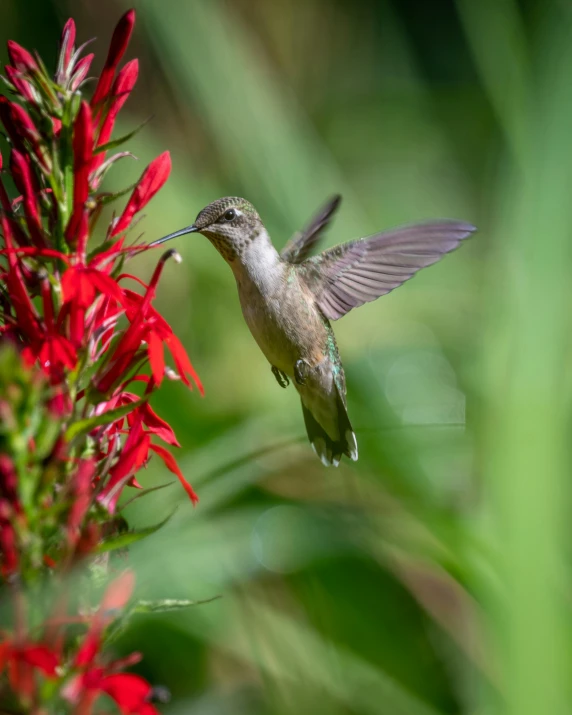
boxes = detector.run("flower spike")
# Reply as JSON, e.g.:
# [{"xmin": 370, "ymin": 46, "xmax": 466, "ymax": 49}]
[{"xmin": 0, "ymin": 12, "xmax": 202, "ymax": 709}]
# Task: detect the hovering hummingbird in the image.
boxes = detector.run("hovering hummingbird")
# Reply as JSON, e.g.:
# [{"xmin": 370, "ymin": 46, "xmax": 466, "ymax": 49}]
[{"xmin": 151, "ymin": 196, "xmax": 475, "ymax": 466}]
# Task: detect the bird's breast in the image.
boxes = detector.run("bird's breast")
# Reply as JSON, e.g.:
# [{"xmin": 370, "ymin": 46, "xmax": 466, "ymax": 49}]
[{"xmin": 236, "ymin": 273, "xmax": 327, "ymax": 376}]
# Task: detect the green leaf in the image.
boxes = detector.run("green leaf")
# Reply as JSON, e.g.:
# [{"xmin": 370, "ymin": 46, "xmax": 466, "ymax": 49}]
[
  {"xmin": 133, "ymin": 596, "xmax": 222, "ymax": 613},
  {"xmin": 64, "ymin": 399, "xmax": 146, "ymax": 443},
  {"xmin": 104, "ymin": 594, "xmax": 220, "ymax": 647},
  {"xmin": 119, "ymin": 481, "xmax": 176, "ymax": 511},
  {"xmin": 94, "ymin": 508, "xmax": 177, "ymax": 554},
  {"xmin": 95, "ymin": 181, "xmax": 138, "ymax": 207},
  {"xmin": 94, "ymin": 117, "xmax": 152, "ymax": 155}
]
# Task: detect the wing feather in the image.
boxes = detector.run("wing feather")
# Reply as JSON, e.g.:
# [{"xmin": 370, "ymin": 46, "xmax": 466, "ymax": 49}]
[
  {"xmin": 280, "ymin": 195, "xmax": 342, "ymax": 264},
  {"xmin": 301, "ymin": 220, "xmax": 476, "ymax": 320}
]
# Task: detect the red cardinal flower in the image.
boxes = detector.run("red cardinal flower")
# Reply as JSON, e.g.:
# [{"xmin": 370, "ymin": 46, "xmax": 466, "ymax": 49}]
[
  {"xmin": 0, "ymin": 455, "xmax": 20, "ymax": 513},
  {"xmin": 75, "ymin": 570, "xmax": 136, "ymax": 667},
  {"xmin": 112, "ymin": 392, "xmax": 180, "ymax": 446},
  {"xmin": 112, "ymin": 152, "xmax": 171, "ymax": 236},
  {"xmin": 91, "ymin": 9, "xmax": 136, "ymax": 112},
  {"xmin": 72, "ymin": 101, "xmax": 94, "ymax": 210},
  {"xmin": 0, "ymin": 638, "xmax": 59, "ymax": 700},
  {"xmin": 91, "ymin": 59, "xmax": 139, "ymax": 180},
  {"xmin": 1, "ymin": 219, "xmax": 40, "ymax": 339},
  {"xmin": 61, "ymin": 259, "xmax": 124, "ymax": 346},
  {"xmin": 65, "ymin": 670, "xmax": 160, "ymax": 715},
  {"xmin": 9, "ymin": 149, "xmax": 45, "ymax": 248},
  {"xmin": 70, "ymin": 53, "xmax": 94, "ymax": 92},
  {"xmin": 96, "ymin": 249, "xmax": 202, "ymax": 393},
  {"xmin": 0, "ymin": 11, "xmax": 202, "ymax": 708},
  {"xmin": 63, "ymin": 571, "xmax": 160, "ymax": 714},
  {"xmin": 60, "ymin": 19, "xmax": 76, "ymax": 71},
  {"xmin": 98, "ymin": 410, "xmax": 197, "ymax": 512},
  {"xmin": 0, "ymin": 503, "xmax": 18, "ymax": 577},
  {"xmin": 4, "ymin": 65, "xmax": 35, "ymax": 103},
  {"xmin": 0, "ymin": 98, "xmax": 49, "ymax": 171},
  {"xmin": 22, "ymin": 276, "xmax": 78, "ymax": 382},
  {"xmin": 6, "ymin": 40, "xmax": 38, "ymax": 74},
  {"xmin": 67, "ymin": 459, "xmax": 96, "ymax": 549},
  {"xmin": 66, "ymin": 101, "xmax": 94, "ymax": 252}
]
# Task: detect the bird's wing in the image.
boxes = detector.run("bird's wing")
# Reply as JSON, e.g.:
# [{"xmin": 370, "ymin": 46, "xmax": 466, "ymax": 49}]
[
  {"xmin": 280, "ymin": 195, "xmax": 342, "ymax": 264},
  {"xmin": 301, "ymin": 220, "xmax": 476, "ymax": 320}
]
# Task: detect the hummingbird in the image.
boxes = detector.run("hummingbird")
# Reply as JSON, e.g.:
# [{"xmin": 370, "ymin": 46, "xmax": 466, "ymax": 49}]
[{"xmin": 150, "ymin": 196, "xmax": 475, "ymax": 466}]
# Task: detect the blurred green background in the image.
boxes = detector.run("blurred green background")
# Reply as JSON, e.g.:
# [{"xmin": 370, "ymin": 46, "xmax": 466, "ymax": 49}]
[{"xmin": 5, "ymin": 0, "xmax": 572, "ymax": 713}]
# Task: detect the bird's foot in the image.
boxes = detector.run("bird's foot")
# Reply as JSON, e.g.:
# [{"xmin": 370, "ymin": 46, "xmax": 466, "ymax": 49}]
[
  {"xmin": 271, "ymin": 366, "xmax": 289, "ymax": 388},
  {"xmin": 294, "ymin": 359, "xmax": 309, "ymax": 385}
]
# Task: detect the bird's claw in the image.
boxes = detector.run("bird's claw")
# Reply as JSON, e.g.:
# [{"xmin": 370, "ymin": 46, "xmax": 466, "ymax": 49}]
[
  {"xmin": 294, "ymin": 359, "xmax": 309, "ymax": 385},
  {"xmin": 271, "ymin": 366, "xmax": 289, "ymax": 388}
]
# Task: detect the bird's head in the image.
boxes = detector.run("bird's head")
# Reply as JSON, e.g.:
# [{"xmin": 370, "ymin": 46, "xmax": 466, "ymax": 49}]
[{"xmin": 150, "ymin": 197, "xmax": 263, "ymax": 263}]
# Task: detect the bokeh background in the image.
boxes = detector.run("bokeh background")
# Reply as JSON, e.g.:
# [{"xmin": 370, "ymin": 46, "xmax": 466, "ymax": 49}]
[{"xmin": 4, "ymin": 0, "xmax": 572, "ymax": 713}]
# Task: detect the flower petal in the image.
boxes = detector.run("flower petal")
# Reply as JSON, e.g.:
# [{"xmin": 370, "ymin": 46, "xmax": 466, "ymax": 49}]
[
  {"xmin": 100, "ymin": 672, "xmax": 154, "ymax": 712},
  {"xmin": 147, "ymin": 329, "xmax": 165, "ymax": 386},
  {"xmin": 70, "ymin": 53, "xmax": 94, "ymax": 92},
  {"xmin": 60, "ymin": 19, "xmax": 76, "ymax": 70},
  {"xmin": 9, "ymin": 149, "xmax": 45, "ymax": 247},
  {"xmin": 71, "ymin": 101, "xmax": 94, "ymax": 211},
  {"xmin": 149, "ymin": 444, "xmax": 198, "ymax": 505},
  {"xmin": 141, "ymin": 402, "xmax": 179, "ymax": 446},
  {"xmin": 6, "ymin": 40, "xmax": 37, "ymax": 73},
  {"xmin": 20, "ymin": 645, "xmax": 59, "ymax": 677},
  {"xmin": 91, "ymin": 9, "xmax": 136, "ymax": 110},
  {"xmin": 96, "ymin": 58, "xmax": 139, "ymax": 152},
  {"xmin": 165, "ymin": 333, "xmax": 204, "ymax": 395},
  {"xmin": 5, "ymin": 65, "xmax": 35, "ymax": 103}
]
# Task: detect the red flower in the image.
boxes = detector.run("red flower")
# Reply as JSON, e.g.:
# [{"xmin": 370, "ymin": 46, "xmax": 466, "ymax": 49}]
[
  {"xmin": 75, "ymin": 571, "xmax": 135, "ymax": 667},
  {"xmin": 70, "ymin": 53, "xmax": 94, "ymax": 92},
  {"xmin": 65, "ymin": 670, "xmax": 159, "ymax": 715},
  {"xmin": 4, "ymin": 65, "xmax": 35, "ymax": 103},
  {"xmin": 150, "ymin": 443, "xmax": 198, "ymax": 504},
  {"xmin": 10, "ymin": 103, "xmax": 50, "ymax": 171},
  {"xmin": 61, "ymin": 260, "xmax": 124, "ymax": 346},
  {"xmin": 6, "ymin": 40, "xmax": 38, "ymax": 74},
  {"xmin": 91, "ymin": 59, "xmax": 139, "ymax": 180},
  {"xmin": 0, "ymin": 9, "xmax": 202, "ymax": 710},
  {"xmin": 0, "ymin": 219, "xmax": 40, "ymax": 339},
  {"xmin": 20, "ymin": 275, "xmax": 78, "ymax": 383},
  {"xmin": 98, "ymin": 418, "xmax": 150, "ymax": 512},
  {"xmin": 9, "ymin": 149, "xmax": 45, "ymax": 248},
  {"xmin": 0, "ymin": 501, "xmax": 18, "ymax": 577},
  {"xmin": 67, "ymin": 459, "xmax": 96, "ymax": 549},
  {"xmin": 0, "ymin": 638, "xmax": 59, "ymax": 700},
  {"xmin": 0, "ymin": 97, "xmax": 49, "ymax": 171},
  {"xmin": 98, "ymin": 409, "xmax": 197, "ymax": 512},
  {"xmin": 60, "ymin": 19, "xmax": 76, "ymax": 71},
  {"xmin": 91, "ymin": 9, "xmax": 136, "ymax": 112},
  {"xmin": 113, "ymin": 392, "xmax": 180, "ymax": 446},
  {"xmin": 66, "ymin": 101, "xmax": 93, "ymax": 252},
  {"xmin": 72, "ymin": 102, "xmax": 94, "ymax": 210},
  {"xmin": 112, "ymin": 152, "xmax": 171, "ymax": 236},
  {"xmin": 0, "ymin": 455, "xmax": 20, "ymax": 513},
  {"xmin": 63, "ymin": 571, "xmax": 160, "ymax": 714},
  {"xmin": 97, "ymin": 673, "xmax": 160, "ymax": 715},
  {"xmin": 96, "ymin": 249, "xmax": 202, "ymax": 394}
]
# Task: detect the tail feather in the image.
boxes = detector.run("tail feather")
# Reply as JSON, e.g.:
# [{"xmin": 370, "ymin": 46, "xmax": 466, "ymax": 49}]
[{"xmin": 301, "ymin": 393, "xmax": 358, "ymax": 467}]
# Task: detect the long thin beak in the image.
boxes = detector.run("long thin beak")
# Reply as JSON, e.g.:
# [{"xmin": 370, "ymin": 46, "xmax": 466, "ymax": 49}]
[{"xmin": 149, "ymin": 224, "xmax": 199, "ymax": 247}]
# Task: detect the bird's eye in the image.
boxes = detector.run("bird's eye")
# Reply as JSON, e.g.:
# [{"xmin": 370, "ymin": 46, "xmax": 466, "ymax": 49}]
[{"xmin": 223, "ymin": 209, "xmax": 237, "ymax": 222}]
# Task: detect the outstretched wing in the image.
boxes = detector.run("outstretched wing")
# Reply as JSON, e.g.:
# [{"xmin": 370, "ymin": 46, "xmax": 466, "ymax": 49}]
[
  {"xmin": 301, "ymin": 220, "xmax": 476, "ymax": 320},
  {"xmin": 280, "ymin": 195, "xmax": 342, "ymax": 264}
]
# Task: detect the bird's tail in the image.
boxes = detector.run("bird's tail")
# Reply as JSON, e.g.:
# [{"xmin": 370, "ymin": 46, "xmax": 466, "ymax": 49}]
[{"xmin": 301, "ymin": 388, "xmax": 358, "ymax": 467}]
